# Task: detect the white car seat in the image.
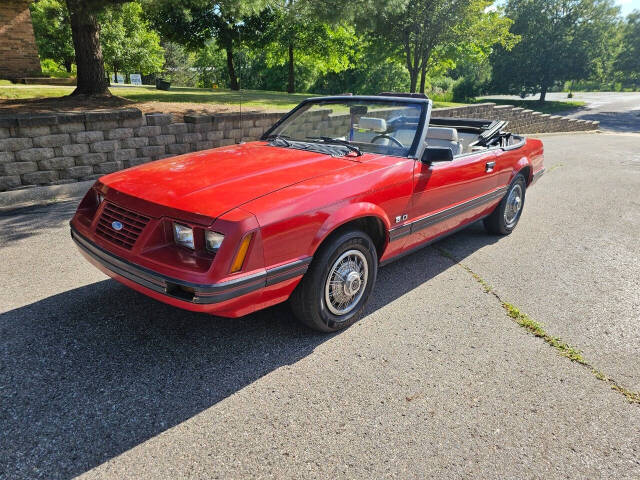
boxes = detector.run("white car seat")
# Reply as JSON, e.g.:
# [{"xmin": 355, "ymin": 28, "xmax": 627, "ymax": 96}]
[
  {"xmin": 352, "ymin": 117, "xmax": 388, "ymax": 144},
  {"xmin": 426, "ymin": 127, "xmax": 463, "ymax": 156}
]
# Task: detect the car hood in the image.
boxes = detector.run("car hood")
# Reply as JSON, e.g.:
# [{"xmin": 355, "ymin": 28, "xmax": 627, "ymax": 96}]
[{"xmin": 100, "ymin": 142, "xmax": 357, "ymax": 220}]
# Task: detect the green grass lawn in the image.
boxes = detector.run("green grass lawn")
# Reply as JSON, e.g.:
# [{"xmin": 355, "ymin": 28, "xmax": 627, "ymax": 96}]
[
  {"xmin": 0, "ymin": 84, "xmax": 463, "ymax": 110},
  {"xmin": 477, "ymin": 97, "xmax": 586, "ymax": 114}
]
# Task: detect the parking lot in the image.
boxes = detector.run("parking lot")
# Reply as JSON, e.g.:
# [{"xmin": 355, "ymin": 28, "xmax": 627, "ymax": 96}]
[{"xmin": 1, "ymin": 132, "xmax": 639, "ymax": 479}]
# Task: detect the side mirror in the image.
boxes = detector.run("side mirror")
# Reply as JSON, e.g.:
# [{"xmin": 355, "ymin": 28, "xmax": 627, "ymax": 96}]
[{"xmin": 421, "ymin": 147, "xmax": 454, "ymax": 164}]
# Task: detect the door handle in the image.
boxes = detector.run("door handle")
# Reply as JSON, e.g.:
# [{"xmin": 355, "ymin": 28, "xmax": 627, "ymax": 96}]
[{"xmin": 485, "ymin": 161, "xmax": 496, "ymax": 173}]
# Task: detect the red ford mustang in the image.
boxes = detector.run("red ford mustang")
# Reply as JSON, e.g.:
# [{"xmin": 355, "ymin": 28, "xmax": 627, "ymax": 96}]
[{"xmin": 71, "ymin": 95, "xmax": 544, "ymax": 332}]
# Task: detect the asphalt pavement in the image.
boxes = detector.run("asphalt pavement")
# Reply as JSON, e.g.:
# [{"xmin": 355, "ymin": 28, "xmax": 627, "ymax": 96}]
[{"xmin": 1, "ymin": 132, "xmax": 639, "ymax": 479}]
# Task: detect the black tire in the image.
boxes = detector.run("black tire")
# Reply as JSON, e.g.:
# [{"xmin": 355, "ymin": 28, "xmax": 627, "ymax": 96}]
[
  {"xmin": 484, "ymin": 174, "xmax": 527, "ymax": 235},
  {"xmin": 290, "ymin": 229, "xmax": 378, "ymax": 332}
]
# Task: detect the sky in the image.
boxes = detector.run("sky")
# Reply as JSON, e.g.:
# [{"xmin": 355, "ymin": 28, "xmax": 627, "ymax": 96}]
[
  {"xmin": 617, "ymin": 0, "xmax": 640, "ymax": 15},
  {"xmin": 494, "ymin": 0, "xmax": 639, "ymax": 15}
]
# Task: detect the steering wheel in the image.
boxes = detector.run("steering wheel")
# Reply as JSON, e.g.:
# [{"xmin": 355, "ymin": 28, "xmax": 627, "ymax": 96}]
[{"xmin": 371, "ymin": 134, "xmax": 404, "ymax": 149}]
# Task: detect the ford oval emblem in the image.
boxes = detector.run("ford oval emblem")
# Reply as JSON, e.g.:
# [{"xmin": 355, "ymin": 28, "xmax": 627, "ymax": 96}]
[{"xmin": 111, "ymin": 221, "xmax": 123, "ymax": 231}]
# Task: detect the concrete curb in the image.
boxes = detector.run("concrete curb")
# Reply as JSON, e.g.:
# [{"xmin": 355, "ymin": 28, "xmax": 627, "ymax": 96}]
[
  {"xmin": 533, "ymin": 130, "xmax": 601, "ymax": 136},
  {"xmin": 0, "ymin": 180, "xmax": 92, "ymax": 212}
]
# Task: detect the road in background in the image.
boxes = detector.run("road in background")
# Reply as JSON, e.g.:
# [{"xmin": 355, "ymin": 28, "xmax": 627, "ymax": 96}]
[
  {"xmin": 1, "ymin": 133, "xmax": 639, "ymax": 479},
  {"xmin": 483, "ymin": 92, "xmax": 640, "ymax": 132}
]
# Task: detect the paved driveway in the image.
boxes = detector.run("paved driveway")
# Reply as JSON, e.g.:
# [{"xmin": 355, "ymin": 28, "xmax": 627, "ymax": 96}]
[
  {"xmin": 484, "ymin": 92, "xmax": 640, "ymax": 132},
  {"xmin": 1, "ymin": 133, "xmax": 639, "ymax": 479}
]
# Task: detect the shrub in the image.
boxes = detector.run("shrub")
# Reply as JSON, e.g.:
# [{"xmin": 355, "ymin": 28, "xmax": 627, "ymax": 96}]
[{"xmin": 452, "ymin": 76, "xmax": 485, "ymax": 102}]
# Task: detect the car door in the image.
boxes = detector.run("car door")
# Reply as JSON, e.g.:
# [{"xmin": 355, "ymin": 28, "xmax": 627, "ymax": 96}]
[
  {"xmin": 402, "ymin": 149, "xmax": 502, "ymax": 250},
  {"xmin": 491, "ymin": 142, "xmax": 524, "ymax": 189}
]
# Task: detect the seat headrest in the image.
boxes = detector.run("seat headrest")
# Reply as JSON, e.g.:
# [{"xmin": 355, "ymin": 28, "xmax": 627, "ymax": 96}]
[
  {"xmin": 359, "ymin": 117, "xmax": 387, "ymax": 133},
  {"xmin": 427, "ymin": 127, "xmax": 458, "ymax": 141}
]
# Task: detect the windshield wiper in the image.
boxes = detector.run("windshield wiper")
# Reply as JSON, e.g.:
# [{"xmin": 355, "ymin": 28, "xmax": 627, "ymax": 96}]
[
  {"xmin": 265, "ymin": 134, "xmax": 292, "ymax": 147},
  {"xmin": 306, "ymin": 136, "xmax": 362, "ymax": 156}
]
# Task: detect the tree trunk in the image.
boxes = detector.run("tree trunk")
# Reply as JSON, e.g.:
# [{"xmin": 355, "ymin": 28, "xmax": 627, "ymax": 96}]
[
  {"xmin": 287, "ymin": 42, "xmax": 295, "ymax": 94},
  {"xmin": 403, "ymin": 31, "xmax": 419, "ymax": 93},
  {"xmin": 418, "ymin": 48, "xmax": 433, "ymax": 94},
  {"xmin": 225, "ymin": 44, "xmax": 239, "ymax": 91},
  {"xmin": 539, "ymin": 84, "xmax": 548, "ymax": 103},
  {"xmin": 66, "ymin": 0, "xmax": 110, "ymax": 96},
  {"xmin": 419, "ymin": 63, "xmax": 427, "ymax": 94},
  {"xmin": 64, "ymin": 59, "xmax": 73, "ymax": 73},
  {"xmin": 409, "ymin": 68, "xmax": 420, "ymax": 93}
]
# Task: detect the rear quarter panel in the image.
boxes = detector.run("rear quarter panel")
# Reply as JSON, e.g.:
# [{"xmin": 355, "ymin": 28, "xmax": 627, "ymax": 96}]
[{"xmin": 495, "ymin": 137, "xmax": 544, "ymax": 187}]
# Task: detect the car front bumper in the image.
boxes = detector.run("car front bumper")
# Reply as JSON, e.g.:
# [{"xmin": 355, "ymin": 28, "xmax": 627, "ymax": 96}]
[{"xmin": 71, "ymin": 227, "xmax": 311, "ymax": 312}]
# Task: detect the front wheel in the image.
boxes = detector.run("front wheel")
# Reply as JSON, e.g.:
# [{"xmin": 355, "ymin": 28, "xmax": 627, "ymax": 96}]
[
  {"xmin": 290, "ymin": 230, "xmax": 378, "ymax": 332},
  {"xmin": 484, "ymin": 174, "xmax": 527, "ymax": 235}
]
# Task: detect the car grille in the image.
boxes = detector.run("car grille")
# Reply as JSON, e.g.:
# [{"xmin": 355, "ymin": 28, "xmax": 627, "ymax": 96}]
[{"xmin": 96, "ymin": 202, "xmax": 150, "ymax": 250}]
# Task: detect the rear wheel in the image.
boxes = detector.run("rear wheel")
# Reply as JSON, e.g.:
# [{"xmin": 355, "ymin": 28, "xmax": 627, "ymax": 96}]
[
  {"xmin": 290, "ymin": 229, "xmax": 378, "ymax": 332},
  {"xmin": 484, "ymin": 174, "xmax": 526, "ymax": 235}
]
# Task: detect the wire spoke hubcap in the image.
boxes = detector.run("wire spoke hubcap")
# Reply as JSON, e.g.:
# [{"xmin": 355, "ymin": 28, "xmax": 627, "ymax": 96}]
[
  {"xmin": 504, "ymin": 184, "xmax": 523, "ymax": 227},
  {"xmin": 325, "ymin": 249, "xmax": 368, "ymax": 316}
]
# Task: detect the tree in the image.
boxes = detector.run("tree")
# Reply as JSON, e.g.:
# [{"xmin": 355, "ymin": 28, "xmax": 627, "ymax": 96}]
[
  {"xmin": 64, "ymin": 0, "xmax": 130, "ymax": 95},
  {"xmin": 30, "ymin": 0, "xmax": 75, "ymax": 72},
  {"xmin": 144, "ymin": 0, "xmax": 266, "ymax": 90},
  {"xmin": 491, "ymin": 0, "xmax": 620, "ymax": 102},
  {"xmin": 246, "ymin": 1, "xmax": 355, "ymax": 93},
  {"xmin": 100, "ymin": 2, "xmax": 164, "ymax": 81},
  {"xmin": 371, "ymin": 0, "xmax": 517, "ymax": 93},
  {"xmin": 615, "ymin": 11, "xmax": 640, "ymax": 86},
  {"xmin": 311, "ymin": 35, "xmax": 411, "ymax": 95},
  {"xmin": 421, "ymin": 2, "xmax": 518, "ymax": 93},
  {"xmin": 163, "ymin": 41, "xmax": 199, "ymax": 86}
]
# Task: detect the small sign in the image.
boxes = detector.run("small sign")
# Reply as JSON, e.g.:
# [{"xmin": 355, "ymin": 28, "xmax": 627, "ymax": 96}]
[
  {"xmin": 111, "ymin": 73, "xmax": 124, "ymax": 84},
  {"xmin": 130, "ymin": 74, "xmax": 142, "ymax": 86}
]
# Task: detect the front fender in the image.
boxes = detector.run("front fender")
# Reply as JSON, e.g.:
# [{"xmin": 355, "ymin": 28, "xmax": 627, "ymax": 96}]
[{"xmin": 310, "ymin": 202, "xmax": 392, "ymax": 254}]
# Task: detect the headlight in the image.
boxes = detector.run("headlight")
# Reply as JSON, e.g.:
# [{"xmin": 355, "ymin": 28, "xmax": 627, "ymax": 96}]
[
  {"xmin": 205, "ymin": 231, "xmax": 224, "ymax": 253},
  {"xmin": 173, "ymin": 223, "xmax": 195, "ymax": 249}
]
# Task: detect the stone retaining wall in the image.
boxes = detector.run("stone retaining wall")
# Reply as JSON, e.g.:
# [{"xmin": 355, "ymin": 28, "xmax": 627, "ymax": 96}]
[
  {"xmin": 432, "ymin": 103, "xmax": 598, "ymax": 135},
  {"xmin": 0, "ymin": 103, "xmax": 598, "ymax": 192}
]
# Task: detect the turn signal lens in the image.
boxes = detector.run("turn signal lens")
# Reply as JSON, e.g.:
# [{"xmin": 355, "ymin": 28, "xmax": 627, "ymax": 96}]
[{"xmin": 230, "ymin": 233, "xmax": 253, "ymax": 273}]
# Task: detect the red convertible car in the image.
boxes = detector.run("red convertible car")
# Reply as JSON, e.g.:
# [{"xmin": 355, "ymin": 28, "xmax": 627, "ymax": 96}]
[{"xmin": 71, "ymin": 95, "xmax": 544, "ymax": 332}]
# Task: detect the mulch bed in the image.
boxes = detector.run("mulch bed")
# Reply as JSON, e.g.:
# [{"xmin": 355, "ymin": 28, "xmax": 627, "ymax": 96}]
[{"xmin": 0, "ymin": 95, "xmax": 282, "ymax": 121}]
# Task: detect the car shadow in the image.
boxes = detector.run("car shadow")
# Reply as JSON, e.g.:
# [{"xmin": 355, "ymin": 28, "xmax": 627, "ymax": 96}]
[
  {"xmin": 0, "ymin": 222, "xmax": 499, "ymax": 479},
  {"xmin": 566, "ymin": 108, "xmax": 640, "ymax": 133},
  {"xmin": 0, "ymin": 200, "xmax": 78, "ymax": 245}
]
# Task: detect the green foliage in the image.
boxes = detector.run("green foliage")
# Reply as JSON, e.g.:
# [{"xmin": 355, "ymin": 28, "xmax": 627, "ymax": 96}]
[
  {"xmin": 143, "ymin": 0, "xmax": 267, "ymax": 49},
  {"xmin": 490, "ymin": 0, "xmax": 621, "ymax": 101},
  {"xmin": 452, "ymin": 77, "xmax": 485, "ymax": 102},
  {"xmin": 29, "ymin": 0, "xmax": 75, "ymax": 72},
  {"xmin": 244, "ymin": 1, "xmax": 356, "ymax": 92},
  {"xmin": 311, "ymin": 39, "xmax": 411, "ymax": 94},
  {"xmin": 40, "ymin": 59, "xmax": 77, "ymax": 78},
  {"xmin": 100, "ymin": 2, "xmax": 165, "ymax": 77},
  {"xmin": 371, "ymin": 0, "xmax": 518, "ymax": 93},
  {"xmin": 615, "ymin": 11, "xmax": 640, "ymax": 85},
  {"xmin": 163, "ymin": 42, "xmax": 198, "ymax": 87},
  {"xmin": 144, "ymin": 0, "xmax": 268, "ymax": 89}
]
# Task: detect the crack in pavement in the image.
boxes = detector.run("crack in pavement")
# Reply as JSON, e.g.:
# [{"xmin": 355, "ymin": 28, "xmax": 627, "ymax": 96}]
[{"xmin": 434, "ymin": 246, "xmax": 640, "ymax": 405}]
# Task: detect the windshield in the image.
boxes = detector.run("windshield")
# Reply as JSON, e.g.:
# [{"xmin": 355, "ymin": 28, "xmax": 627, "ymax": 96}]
[{"xmin": 268, "ymin": 99, "xmax": 425, "ymax": 157}]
